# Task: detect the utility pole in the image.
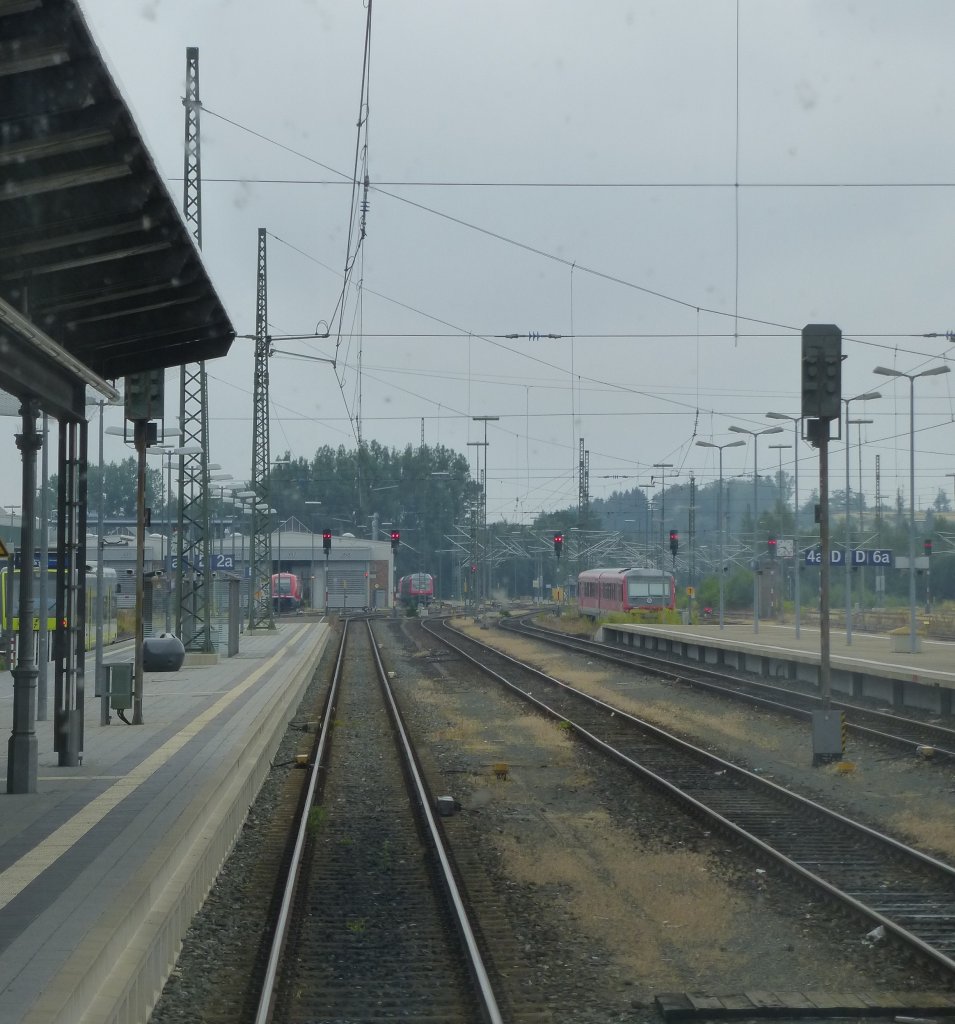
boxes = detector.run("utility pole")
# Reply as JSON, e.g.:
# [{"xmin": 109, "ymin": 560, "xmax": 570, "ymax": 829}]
[
  {"xmin": 178, "ymin": 47, "xmax": 214, "ymax": 652},
  {"xmin": 249, "ymin": 228, "xmax": 274, "ymax": 630}
]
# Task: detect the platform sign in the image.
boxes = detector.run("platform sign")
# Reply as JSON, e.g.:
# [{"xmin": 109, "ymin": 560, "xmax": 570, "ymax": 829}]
[
  {"xmin": 805, "ymin": 548, "xmax": 893, "ymax": 567},
  {"xmin": 168, "ymin": 552, "xmax": 235, "ymax": 571},
  {"xmin": 894, "ymin": 556, "xmax": 929, "ymax": 571}
]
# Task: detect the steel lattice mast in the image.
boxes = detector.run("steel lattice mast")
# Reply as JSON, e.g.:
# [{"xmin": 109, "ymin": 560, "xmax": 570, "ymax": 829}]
[
  {"xmin": 577, "ymin": 439, "xmax": 590, "ymax": 523},
  {"xmin": 248, "ymin": 228, "xmax": 275, "ymax": 630},
  {"xmin": 177, "ymin": 46, "xmax": 214, "ymax": 652}
]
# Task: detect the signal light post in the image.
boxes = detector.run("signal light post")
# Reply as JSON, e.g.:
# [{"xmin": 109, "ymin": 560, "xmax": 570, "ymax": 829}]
[
  {"xmin": 553, "ymin": 532, "xmax": 563, "ymax": 559},
  {"xmin": 924, "ymin": 538, "xmax": 933, "ymax": 612},
  {"xmin": 322, "ymin": 529, "xmax": 331, "ymax": 614},
  {"xmin": 652, "ymin": 463, "xmax": 674, "ymax": 568},
  {"xmin": 802, "ymin": 324, "xmax": 846, "ymax": 764},
  {"xmin": 801, "ymin": 325, "xmax": 842, "ymax": 719},
  {"xmin": 390, "ymin": 530, "xmax": 400, "ymax": 613},
  {"xmin": 669, "ymin": 529, "xmax": 679, "ymax": 563}
]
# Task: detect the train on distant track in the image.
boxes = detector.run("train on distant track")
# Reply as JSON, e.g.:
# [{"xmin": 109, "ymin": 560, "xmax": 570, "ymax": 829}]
[
  {"xmin": 397, "ymin": 572, "xmax": 434, "ymax": 607},
  {"xmin": 577, "ymin": 567, "xmax": 676, "ymax": 617},
  {"xmin": 0, "ymin": 564, "xmax": 119, "ymax": 653},
  {"xmin": 271, "ymin": 572, "xmax": 303, "ymax": 614}
]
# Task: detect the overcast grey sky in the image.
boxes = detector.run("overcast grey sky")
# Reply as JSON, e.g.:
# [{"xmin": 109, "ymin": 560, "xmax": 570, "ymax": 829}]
[{"xmin": 5, "ymin": 1, "xmax": 955, "ymax": 526}]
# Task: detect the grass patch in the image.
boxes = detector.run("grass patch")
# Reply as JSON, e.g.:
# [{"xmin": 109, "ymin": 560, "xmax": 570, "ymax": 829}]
[{"xmin": 306, "ymin": 806, "xmax": 328, "ymax": 835}]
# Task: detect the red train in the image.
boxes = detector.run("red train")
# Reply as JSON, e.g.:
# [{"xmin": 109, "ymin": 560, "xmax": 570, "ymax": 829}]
[
  {"xmin": 397, "ymin": 573, "xmax": 434, "ymax": 607},
  {"xmin": 577, "ymin": 567, "xmax": 676, "ymax": 617},
  {"xmin": 271, "ymin": 572, "xmax": 303, "ymax": 614}
]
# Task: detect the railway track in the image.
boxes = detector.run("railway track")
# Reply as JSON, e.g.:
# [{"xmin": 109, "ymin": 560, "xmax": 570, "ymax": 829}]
[
  {"xmin": 424, "ymin": 617, "xmax": 955, "ymax": 980},
  {"xmin": 500, "ymin": 615, "xmax": 955, "ymax": 761},
  {"xmin": 254, "ymin": 619, "xmax": 503, "ymax": 1024}
]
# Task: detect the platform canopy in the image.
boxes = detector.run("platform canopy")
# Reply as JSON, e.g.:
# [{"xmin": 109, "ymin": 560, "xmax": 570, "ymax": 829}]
[{"xmin": 0, "ymin": 0, "xmax": 236, "ymax": 420}]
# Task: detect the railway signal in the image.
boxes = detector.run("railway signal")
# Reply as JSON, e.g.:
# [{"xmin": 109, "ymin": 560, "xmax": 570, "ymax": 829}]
[
  {"xmin": 669, "ymin": 529, "xmax": 679, "ymax": 558},
  {"xmin": 801, "ymin": 324, "xmax": 842, "ymax": 422},
  {"xmin": 768, "ymin": 535, "xmax": 777, "ymax": 559},
  {"xmin": 553, "ymin": 532, "xmax": 563, "ymax": 559},
  {"xmin": 322, "ymin": 529, "xmax": 332, "ymax": 553},
  {"xmin": 390, "ymin": 529, "xmax": 400, "ymax": 553},
  {"xmin": 924, "ymin": 538, "xmax": 933, "ymax": 557}
]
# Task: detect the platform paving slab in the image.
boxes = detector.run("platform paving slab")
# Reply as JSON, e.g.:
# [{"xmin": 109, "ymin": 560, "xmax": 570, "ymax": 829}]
[{"xmin": 0, "ymin": 621, "xmax": 329, "ymax": 1024}]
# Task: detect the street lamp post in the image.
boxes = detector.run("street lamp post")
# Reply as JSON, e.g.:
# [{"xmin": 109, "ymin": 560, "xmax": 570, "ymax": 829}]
[
  {"xmin": 768, "ymin": 443, "xmax": 792, "ymax": 497},
  {"xmin": 652, "ymin": 463, "xmax": 674, "ymax": 568},
  {"xmin": 769, "ymin": 442, "xmax": 792, "ymax": 622},
  {"xmin": 696, "ymin": 440, "xmax": 745, "ymax": 630},
  {"xmin": 729, "ymin": 424, "xmax": 784, "ymax": 633},
  {"xmin": 874, "ymin": 363, "xmax": 950, "ymax": 653},
  {"xmin": 766, "ymin": 412, "xmax": 803, "ymax": 637},
  {"xmin": 840, "ymin": 391, "xmax": 880, "ymax": 645},
  {"xmin": 209, "ymin": 474, "xmax": 234, "ymax": 557},
  {"xmin": 843, "ymin": 397, "xmax": 880, "ymax": 643}
]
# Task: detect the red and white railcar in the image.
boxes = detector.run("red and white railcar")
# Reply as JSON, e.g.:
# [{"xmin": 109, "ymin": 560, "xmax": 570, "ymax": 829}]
[
  {"xmin": 397, "ymin": 572, "xmax": 435, "ymax": 607},
  {"xmin": 577, "ymin": 567, "xmax": 676, "ymax": 617}
]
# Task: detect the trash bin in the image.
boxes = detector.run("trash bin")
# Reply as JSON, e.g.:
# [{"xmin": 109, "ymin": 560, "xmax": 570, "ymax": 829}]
[{"xmin": 142, "ymin": 633, "xmax": 186, "ymax": 672}]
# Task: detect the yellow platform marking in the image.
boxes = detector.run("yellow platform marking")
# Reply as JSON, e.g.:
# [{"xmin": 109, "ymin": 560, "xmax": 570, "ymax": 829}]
[{"xmin": 0, "ymin": 626, "xmax": 308, "ymax": 910}]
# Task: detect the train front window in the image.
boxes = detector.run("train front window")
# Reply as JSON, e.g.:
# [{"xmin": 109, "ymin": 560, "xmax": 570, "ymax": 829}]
[{"xmin": 628, "ymin": 578, "xmax": 669, "ymax": 600}]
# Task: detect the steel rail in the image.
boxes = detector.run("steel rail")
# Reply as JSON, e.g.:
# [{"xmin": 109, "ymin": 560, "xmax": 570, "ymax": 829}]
[
  {"xmin": 253, "ymin": 621, "xmax": 347, "ymax": 1024},
  {"xmin": 425, "ymin": 617, "xmax": 955, "ymax": 976},
  {"xmin": 501, "ymin": 616, "xmax": 955, "ymax": 760},
  {"xmin": 366, "ymin": 621, "xmax": 505, "ymax": 1024}
]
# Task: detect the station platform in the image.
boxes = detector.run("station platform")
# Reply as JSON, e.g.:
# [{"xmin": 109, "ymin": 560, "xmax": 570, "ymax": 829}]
[
  {"xmin": 596, "ymin": 619, "xmax": 955, "ymax": 716},
  {"xmin": 0, "ymin": 620, "xmax": 329, "ymax": 1024}
]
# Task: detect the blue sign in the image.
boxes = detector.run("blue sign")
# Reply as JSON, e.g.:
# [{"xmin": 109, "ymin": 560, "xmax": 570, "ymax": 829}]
[
  {"xmin": 805, "ymin": 548, "xmax": 893, "ymax": 567},
  {"xmin": 16, "ymin": 553, "xmax": 67, "ymax": 569}
]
